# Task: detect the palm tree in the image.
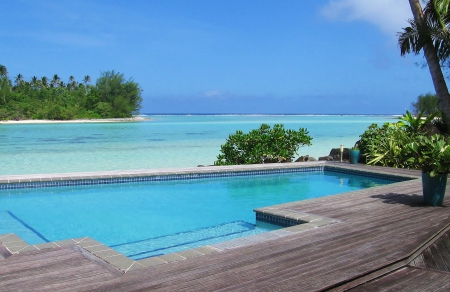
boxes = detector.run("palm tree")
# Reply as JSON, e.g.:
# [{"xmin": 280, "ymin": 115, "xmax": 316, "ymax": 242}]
[
  {"xmin": 0, "ymin": 65, "xmax": 7, "ymax": 77},
  {"xmin": 31, "ymin": 76, "xmax": 38, "ymax": 89},
  {"xmin": 68, "ymin": 76, "xmax": 77, "ymax": 91},
  {"xmin": 41, "ymin": 76, "xmax": 49, "ymax": 88},
  {"xmin": 14, "ymin": 74, "xmax": 24, "ymax": 86},
  {"xmin": 83, "ymin": 75, "xmax": 91, "ymax": 85},
  {"xmin": 52, "ymin": 74, "xmax": 60, "ymax": 88},
  {"xmin": 399, "ymin": 0, "xmax": 450, "ymax": 127},
  {"xmin": 0, "ymin": 75, "xmax": 10, "ymax": 104}
]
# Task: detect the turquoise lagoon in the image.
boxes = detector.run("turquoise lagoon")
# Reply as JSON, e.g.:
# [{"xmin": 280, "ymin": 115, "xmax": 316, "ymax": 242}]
[{"xmin": 0, "ymin": 115, "xmax": 396, "ymax": 175}]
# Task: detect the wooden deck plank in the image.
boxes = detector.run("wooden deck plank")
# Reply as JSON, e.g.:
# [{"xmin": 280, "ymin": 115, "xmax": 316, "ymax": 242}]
[
  {"xmin": 411, "ymin": 254, "xmax": 426, "ymax": 268},
  {"xmin": 423, "ymin": 248, "xmax": 440, "ymax": 270},
  {"xmin": 430, "ymin": 243, "xmax": 449, "ymax": 272},
  {"xmin": 437, "ymin": 235, "xmax": 450, "ymax": 271},
  {"xmin": 0, "ymin": 246, "xmax": 116, "ymax": 292},
  {"xmin": 345, "ymin": 267, "xmax": 418, "ymax": 292},
  {"xmin": 348, "ymin": 267, "xmax": 450, "ymax": 292}
]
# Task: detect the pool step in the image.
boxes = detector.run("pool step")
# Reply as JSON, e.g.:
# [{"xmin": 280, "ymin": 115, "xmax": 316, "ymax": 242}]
[{"xmin": 111, "ymin": 220, "xmax": 262, "ymax": 260}]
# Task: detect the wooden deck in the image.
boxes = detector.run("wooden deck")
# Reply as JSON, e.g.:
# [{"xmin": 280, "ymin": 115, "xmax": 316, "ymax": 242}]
[{"xmin": 1, "ymin": 163, "xmax": 450, "ymax": 291}]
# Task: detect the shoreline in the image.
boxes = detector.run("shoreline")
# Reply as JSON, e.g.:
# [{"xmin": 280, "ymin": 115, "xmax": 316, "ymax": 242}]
[{"xmin": 0, "ymin": 117, "xmax": 151, "ymax": 124}]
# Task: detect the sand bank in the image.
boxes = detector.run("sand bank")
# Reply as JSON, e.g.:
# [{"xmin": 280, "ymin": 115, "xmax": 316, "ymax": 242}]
[{"xmin": 0, "ymin": 117, "xmax": 151, "ymax": 124}]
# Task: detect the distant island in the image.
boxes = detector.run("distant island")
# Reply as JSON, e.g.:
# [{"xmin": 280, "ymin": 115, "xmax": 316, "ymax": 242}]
[
  {"xmin": 0, "ymin": 117, "xmax": 150, "ymax": 124},
  {"xmin": 0, "ymin": 65, "xmax": 142, "ymax": 121}
]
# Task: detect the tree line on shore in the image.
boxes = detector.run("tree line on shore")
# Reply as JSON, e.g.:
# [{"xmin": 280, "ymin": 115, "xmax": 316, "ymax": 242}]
[{"xmin": 0, "ymin": 65, "xmax": 142, "ymax": 120}]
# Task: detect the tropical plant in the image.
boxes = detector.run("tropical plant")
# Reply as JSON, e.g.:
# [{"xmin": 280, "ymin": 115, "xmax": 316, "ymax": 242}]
[
  {"xmin": 93, "ymin": 70, "xmax": 142, "ymax": 118},
  {"xmin": 0, "ymin": 65, "xmax": 143, "ymax": 120},
  {"xmin": 30, "ymin": 76, "xmax": 38, "ymax": 87},
  {"xmin": 41, "ymin": 76, "xmax": 49, "ymax": 88},
  {"xmin": 0, "ymin": 75, "xmax": 10, "ymax": 104},
  {"xmin": 412, "ymin": 93, "xmax": 440, "ymax": 115},
  {"xmin": 83, "ymin": 75, "xmax": 91, "ymax": 85},
  {"xmin": 214, "ymin": 123, "xmax": 312, "ymax": 165},
  {"xmin": 364, "ymin": 122, "xmax": 417, "ymax": 168},
  {"xmin": 14, "ymin": 74, "xmax": 24, "ymax": 86},
  {"xmin": 399, "ymin": 0, "xmax": 450, "ymax": 129},
  {"xmin": 51, "ymin": 74, "xmax": 60, "ymax": 88},
  {"xmin": 408, "ymin": 134, "xmax": 450, "ymax": 176},
  {"xmin": 0, "ymin": 65, "xmax": 8, "ymax": 77},
  {"xmin": 397, "ymin": 110, "xmax": 438, "ymax": 133}
]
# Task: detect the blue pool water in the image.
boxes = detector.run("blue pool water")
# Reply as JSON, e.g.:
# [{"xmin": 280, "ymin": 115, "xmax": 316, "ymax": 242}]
[{"xmin": 0, "ymin": 170, "xmax": 394, "ymax": 259}]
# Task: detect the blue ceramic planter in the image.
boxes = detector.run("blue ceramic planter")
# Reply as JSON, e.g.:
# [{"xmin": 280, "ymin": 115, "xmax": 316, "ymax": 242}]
[
  {"xmin": 349, "ymin": 150, "xmax": 360, "ymax": 164},
  {"xmin": 422, "ymin": 172, "xmax": 448, "ymax": 206}
]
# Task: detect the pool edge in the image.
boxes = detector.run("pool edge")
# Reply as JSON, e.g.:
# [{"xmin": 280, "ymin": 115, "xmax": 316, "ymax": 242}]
[{"xmin": 0, "ymin": 162, "xmax": 422, "ymax": 273}]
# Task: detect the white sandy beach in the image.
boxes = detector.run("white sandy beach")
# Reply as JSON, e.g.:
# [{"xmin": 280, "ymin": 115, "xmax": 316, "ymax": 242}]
[{"xmin": 0, "ymin": 117, "xmax": 151, "ymax": 124}]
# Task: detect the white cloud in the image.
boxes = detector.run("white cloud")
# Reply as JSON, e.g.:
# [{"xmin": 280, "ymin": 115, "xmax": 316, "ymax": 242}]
[
  {"xmin": 204, "ymin": 90, "xmax": 223, "ymax": 97},
  {"xmin": 320, "ymin": 0, "xmax": 412, "ymax": 35}
]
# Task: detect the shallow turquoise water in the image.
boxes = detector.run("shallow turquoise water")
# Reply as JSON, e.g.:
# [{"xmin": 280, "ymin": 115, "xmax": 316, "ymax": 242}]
[
  {"xmin": 0, "ymin": 170, "xmax": 393, "ymax": 258},
  {"xmin": 0, "ymin": 115, "xmax": 395, "ymax": 175}
]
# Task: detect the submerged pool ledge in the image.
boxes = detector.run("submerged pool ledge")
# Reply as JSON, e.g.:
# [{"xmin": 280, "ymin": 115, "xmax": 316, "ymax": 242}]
[{"xmin": 0, "ymin": 207, "xmax": 342, "ymax": 274}]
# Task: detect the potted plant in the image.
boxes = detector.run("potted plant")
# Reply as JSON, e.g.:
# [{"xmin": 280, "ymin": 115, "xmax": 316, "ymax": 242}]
[
  {"xmin": 349, "ymin": 144, "xmax": 360, "ymax": 164},
  {"xmin": 408, "ymin": 134, "xmax": 450, "ymax": 206}
]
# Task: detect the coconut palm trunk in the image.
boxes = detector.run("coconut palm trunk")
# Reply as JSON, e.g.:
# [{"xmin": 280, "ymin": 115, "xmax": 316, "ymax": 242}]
[{"xmin": 408, "ymin": 0, "xmax": 450, "ymax": 127}]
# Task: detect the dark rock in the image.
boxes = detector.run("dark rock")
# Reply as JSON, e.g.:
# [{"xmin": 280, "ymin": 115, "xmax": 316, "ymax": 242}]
[
  {"xmin": 422, "ymin": 123, "xmax": 442, "ymax": 136},
  {"xmin": 319, "ymin": 156, "xmax": 334, "ymax": 161},
  {"xmin": 329, "ymin": 148, "xmax": 350, "ymax": 162},
  {"xmin": 295, "ymin": 155, "xmax": 316, "ymax": 162}
]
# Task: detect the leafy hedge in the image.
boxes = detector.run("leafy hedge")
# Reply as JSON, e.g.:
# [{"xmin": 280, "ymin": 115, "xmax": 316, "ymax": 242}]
[
  {"xmin": 358, "ymin": 111, "xmax": 446, "ymax": 168},
  {"xmin": 214, "ymin": 123, "xmax": 312, "ymax": 165}
]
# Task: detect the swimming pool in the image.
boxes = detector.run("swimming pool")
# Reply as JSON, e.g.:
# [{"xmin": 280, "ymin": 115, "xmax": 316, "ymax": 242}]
[{"xmin": 0, "ymin": 166, "xmax": 400, "ymax": 259}]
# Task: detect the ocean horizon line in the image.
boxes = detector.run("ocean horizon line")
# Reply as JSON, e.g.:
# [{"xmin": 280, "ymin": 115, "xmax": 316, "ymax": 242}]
[{"xmin": 140, "ymin": 113, "xmax": 402, "ymax": 117}]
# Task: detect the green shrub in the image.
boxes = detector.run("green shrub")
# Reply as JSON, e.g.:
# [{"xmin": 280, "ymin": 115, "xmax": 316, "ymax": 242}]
[
  {"xmin": 94, "ymin": 102, "xmax": 114, "ymax": 118},
  {"xmin": 408, "ymin": 134, "xmax": 450, "ymax": 176},
  {"xmin": 364, "ymin": 123, "xmax": 416, "ymax": 168},
  {"xmin": 358, "ymin": 111, "xmax": 444, "ymax": 168},
  {"xmin": 411, "ymin": 93, "xmax": 439, "ymax": 116},
  {"xmin": 214, "ymin": 123, "xmax": 312, "ymax": 165}
]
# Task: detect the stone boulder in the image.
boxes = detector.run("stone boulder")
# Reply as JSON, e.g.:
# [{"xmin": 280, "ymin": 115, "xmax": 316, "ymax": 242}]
[
  {"xmin": 319, "ymin": 156, "xmax": 334, "ymax": 161},
  {"xmin": 263, "ymin": 157, "xmax": 292, "ymax": 163},
  {"xmin": 329, "ymin": 148, "xmax": 350, "ymax": 162},
  {"xmin": 422, "ymin": 123, "xmax": 442, "ymax": 136},
  {"xmin": 295, "ymin": 155, "xmax": 317, "ymax": 162}
]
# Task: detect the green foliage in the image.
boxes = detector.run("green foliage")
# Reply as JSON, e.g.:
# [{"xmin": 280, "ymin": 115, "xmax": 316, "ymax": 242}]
[
  {"xmin": 397, "ymin": 110, "xmax": 438, "ymax": 133},
  {"xmin": 358, "ymin": 110, "xmax": 439, "ymax": 168},
  {"xmin": 0, "ymin": 65, "xmax": 143, "ymax": 120},
  {"xmin": 214, "ymin": 123, "xmax": 312, "ymax": 166},
  {"xmin": 93, "ymin": 70, "xmax": 142, "ymax": 118},
  {"xmin": 364, "ymin": 124, "xmax": 416, "ymax": 168},
  {"xmin": 408, "ymin": 134, "xmax": 450, "ymax": 176},
  {"xmin": 94, "ymin": 102, "xmax": 114, "ymax": 118},
  {"xmin": 411, "ymin": 93, "xmax": 440, "ymax": 116}
]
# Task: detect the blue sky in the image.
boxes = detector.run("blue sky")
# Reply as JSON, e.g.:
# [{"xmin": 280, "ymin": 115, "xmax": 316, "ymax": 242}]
[{"xmin": 0, "ymin": 0, "xmax": 437, "ymax": 114}]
